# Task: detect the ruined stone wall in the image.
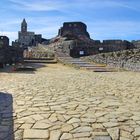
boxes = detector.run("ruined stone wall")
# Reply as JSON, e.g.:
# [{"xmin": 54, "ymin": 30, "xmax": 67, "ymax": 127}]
[
  {"xmin": 0, "ymin": 36, "xmax": 9, "ymax": 48},
  {"xmin": 48, "ymin": 38, "xmax": 134, "ymax": 58},
  {"xmin": 57, "ymin": 22, "xmax": 135, "ymax": 56},
  {"xmin": 132, "ymin": 40, "xmax": 140, "ymax": 49},
  {"xmin": 84, "ymin": 49, "xmax": 140, "ymax": 72},
  {"xmin": 24, "ymin": 45, "xmax": 55, "ymax": 59},
  {"xmin": 92, "ymin": 40, "xmax": 134, "ymax": 53},
  {"xmin": 58, "ymin": 22, "xmax": 90, "ymax": 38}
]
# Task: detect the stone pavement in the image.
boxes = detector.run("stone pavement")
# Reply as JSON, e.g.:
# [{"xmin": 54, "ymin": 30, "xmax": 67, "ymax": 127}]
[{"xmin": 0, "ymin": 63, "xmax": 140, "ymax": 140}]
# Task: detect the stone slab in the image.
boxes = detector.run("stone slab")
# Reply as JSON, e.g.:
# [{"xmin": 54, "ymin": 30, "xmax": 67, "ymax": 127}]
[
  {"xmin": 23, "ymin": 129, "xmax": 49, "ymax": 139},
  {"xmin": 94, "ymin": 136, "xmax": 112, "ymax": 140}
]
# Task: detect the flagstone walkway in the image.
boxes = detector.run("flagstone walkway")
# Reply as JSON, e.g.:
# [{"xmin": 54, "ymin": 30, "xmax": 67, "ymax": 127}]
[{"xmin": 0, "ymin": 63, "xmax": 140, "ymax": 140}]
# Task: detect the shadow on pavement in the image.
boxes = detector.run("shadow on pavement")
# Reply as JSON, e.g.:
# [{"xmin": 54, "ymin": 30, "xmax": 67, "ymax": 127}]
[
  {"xmin": 0, "ymin": 63, "xmax": 47, "ymax": 74},
  {"xmin": 0, "ymin": 92, "xmax": 14, "ymax": 140}
]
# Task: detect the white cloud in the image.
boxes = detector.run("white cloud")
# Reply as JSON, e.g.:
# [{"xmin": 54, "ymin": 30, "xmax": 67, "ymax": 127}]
[
  {"xmin": 9, "ymin": 0, "xmax": 67, "ymax": 11},
  {"xmin": 2, "ymin": 0, "xmax": 140, "ymax": 42}
]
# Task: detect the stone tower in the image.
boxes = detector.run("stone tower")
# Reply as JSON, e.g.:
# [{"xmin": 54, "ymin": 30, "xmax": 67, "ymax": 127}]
[{"xmin": 21, "ymin": 18, "xmax": 27, "ymax": 33}]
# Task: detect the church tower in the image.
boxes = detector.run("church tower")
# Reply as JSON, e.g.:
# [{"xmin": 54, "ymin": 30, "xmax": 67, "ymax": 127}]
[{"xmin": 21, "ymin": 18, "xmax": 27, "ymax": 33}]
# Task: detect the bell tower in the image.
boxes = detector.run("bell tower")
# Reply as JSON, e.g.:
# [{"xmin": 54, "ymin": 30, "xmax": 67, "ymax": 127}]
[{"xmin": 21, "ymin": 18, "xmax": 27, "ymax": 33}]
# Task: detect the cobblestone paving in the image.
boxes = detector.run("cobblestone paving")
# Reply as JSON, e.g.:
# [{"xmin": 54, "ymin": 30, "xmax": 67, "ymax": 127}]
[{"xmin": 0, "ymin": 63, "xmax": 140, "ymax": 140}]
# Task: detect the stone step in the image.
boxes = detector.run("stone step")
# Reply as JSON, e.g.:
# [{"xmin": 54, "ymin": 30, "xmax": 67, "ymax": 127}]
[
  {"xmin": 61, "ymin": 59, "xmax": 82, "ymax": 62},
  {"xmin": 24, "ymin": 58, "xmax": 54, "ymax": 60},
  {"xmin": 79, "ymin": 66, "xmax": 116, "ymax": 72},
  {"xmin": 57, "ymin": 55, "xmax": 116, "ymax": 72},
  {"xmin": 79, "ymin": 64, "xmax": 106, "ymax": 67},
  {"xmin": 68, "ymin": 62, "xmax": 91, "ymax": 64},
  {"xmin": 87, "ymin": 68, "xmax": 115, "ymax": 72},
  {"xmin": 24, "ymin": 60, "xmax": 57, "ymax": 63}
]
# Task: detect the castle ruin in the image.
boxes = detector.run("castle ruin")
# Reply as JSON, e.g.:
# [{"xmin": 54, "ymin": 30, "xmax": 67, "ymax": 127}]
[{"xmin": 55, "ymin": 22, "xmax": 135, "ymax": 57}]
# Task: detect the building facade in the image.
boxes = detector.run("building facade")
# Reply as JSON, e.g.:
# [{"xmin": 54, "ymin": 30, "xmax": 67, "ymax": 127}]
[{"xmin": 18, "ymin": 19, "xmax": 42, "ymax": 48}]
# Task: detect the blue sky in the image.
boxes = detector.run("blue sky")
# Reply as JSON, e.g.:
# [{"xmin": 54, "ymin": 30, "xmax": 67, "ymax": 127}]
[{"xmin": 0, "ymin": 0, "xmax": 140, "ymax": 43}]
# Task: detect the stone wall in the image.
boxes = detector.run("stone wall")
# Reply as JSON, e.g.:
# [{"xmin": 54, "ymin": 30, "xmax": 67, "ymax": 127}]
[
  {"xmin": 48, "ymin": 37, "xmax": 135, "ymax": 58},
  {"xmin": 47, "ymin": 38, "xmax": 74, "ymax": 56},
  {"xmin": 0, "ymin": 36, "xmax": 9, "ymax": 48},
  {"xmin": 58, "ymin": 22, "xmax": 90, "ymax": 39},
  {"xmin": 49, "ymin": 22, "xmax": 135, "ymax": 58},
  {"xmin": 24, "ymin": 45, "xmax": 55, "ymax": 59},
  {"xmin": 48, "ymin": 37, "xmax": 95, "ymax": 57},
  {"xmin": 84, "ymin": 49, "xmax": 140, "ymax": 72},
  {"xmin": 132, "ymin": 40, "xmax": 140, "ymax": 49},
  {"xmin": 91, "ymin": 40, "xmax": 134, "ymax": 53}
]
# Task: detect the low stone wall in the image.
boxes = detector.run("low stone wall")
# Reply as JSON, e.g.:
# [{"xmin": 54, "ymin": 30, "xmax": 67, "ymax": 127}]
[
  {"xmin": 24, "ymin": 45, "xmax": 55, "ymax": 59},
  {"xmin": 84, "ymin": 49, "xmax": 140, "ymax": 72}
]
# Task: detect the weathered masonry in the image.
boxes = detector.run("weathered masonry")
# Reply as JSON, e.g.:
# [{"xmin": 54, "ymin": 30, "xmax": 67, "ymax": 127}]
[{"xmin": 56, "ymin": 22, "xmax": 134, "ymax": 57}]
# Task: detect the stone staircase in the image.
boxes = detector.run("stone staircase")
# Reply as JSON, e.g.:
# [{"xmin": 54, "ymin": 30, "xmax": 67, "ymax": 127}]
[{"xmin": 57, "ymin": 54, "xmax": 117, "ymax": 72}]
